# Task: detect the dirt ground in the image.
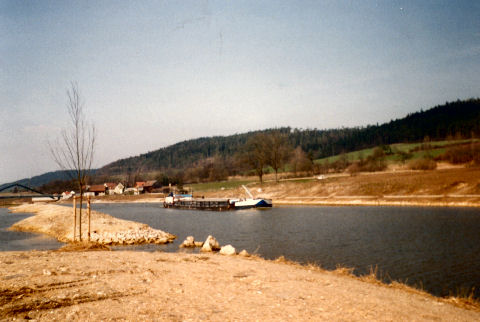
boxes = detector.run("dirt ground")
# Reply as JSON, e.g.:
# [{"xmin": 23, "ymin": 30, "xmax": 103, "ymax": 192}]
[{"xmin": 0, "ymin": 250, "xmax": 478, "ymax": 321}]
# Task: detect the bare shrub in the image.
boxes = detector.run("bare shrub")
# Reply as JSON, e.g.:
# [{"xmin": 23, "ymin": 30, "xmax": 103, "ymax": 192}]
[
  {"xmin": 408, "ymin": 158, "xmax": 437, "ymax": 170},
  {"xmin": 441, "ymin": 143, "xmax": 480, "ymax": 165}
]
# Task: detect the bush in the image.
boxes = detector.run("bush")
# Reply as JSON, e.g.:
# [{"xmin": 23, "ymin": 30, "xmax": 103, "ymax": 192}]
[
  {"xmin": 441, "ymin": 144, "xmax": 480, "ymax": 165},
  {"xmin": 408, "ymin": 158, "xmax": 437, "ymax": 170}
]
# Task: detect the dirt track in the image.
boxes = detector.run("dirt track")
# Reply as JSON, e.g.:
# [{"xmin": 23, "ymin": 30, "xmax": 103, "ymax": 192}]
[{"xmin": 1, "ymin": 250, "xmax": 479, "ymax": 321}]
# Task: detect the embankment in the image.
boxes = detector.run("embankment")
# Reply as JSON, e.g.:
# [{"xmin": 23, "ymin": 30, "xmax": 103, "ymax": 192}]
[
  {"xmin": 8, "ymin": 204, "xmax": 175, "ymax": 245},
  {"xmin": 201, "ymin": 167, "xmax": 480, "ymax": 208}
]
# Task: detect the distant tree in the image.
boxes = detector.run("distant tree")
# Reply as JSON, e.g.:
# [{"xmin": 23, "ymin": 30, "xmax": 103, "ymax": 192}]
[
  {"xmin": 49, "ymin": 82, "xmax": 95, "ymax": 242},
  {"xmin": 241, "ymin": 133, "xmax": 269, "ymax": 183},
  {"xmin": 265, "ymin": 131, "xmax": 291, "ymax": 182},
  {"xmin": 290, "ymin": 146, "xmax": 312, "ymax": 175}
]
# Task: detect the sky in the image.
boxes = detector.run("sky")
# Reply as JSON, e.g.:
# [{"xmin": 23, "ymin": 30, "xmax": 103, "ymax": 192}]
[{"xmin": 1, "ymin": 0, "xmax": 479, "ymax": 184}]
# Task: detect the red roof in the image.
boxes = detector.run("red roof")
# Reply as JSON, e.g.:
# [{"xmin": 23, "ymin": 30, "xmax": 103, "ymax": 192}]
[{"xmin": 135, "ymin": 182, "xmax": 146, "ymax": 188}]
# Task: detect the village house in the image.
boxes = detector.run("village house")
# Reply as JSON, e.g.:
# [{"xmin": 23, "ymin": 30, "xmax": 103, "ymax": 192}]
[
  {"xmin": 104, "ymin": 183, "xmax": 116, "ymax": 195},
  {"xmin": 86, "ymin": 184, "xmax": 106, "ymax": 196},
  {"xmin": 135, "ymin": 180, "xmax": 157, "ymax": 193},
  {"xmin": 112, "ymin": 182, "xmax": 125, "ymax": 195}
]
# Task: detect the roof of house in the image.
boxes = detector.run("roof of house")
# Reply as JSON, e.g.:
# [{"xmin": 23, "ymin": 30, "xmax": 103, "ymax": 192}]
[
  {"xmin": 144, "ymin": 180, "xmax": 157, "ymax": 187},
  {"xmin": 105, "ymin": 183, "xmax": 117, "ymax": 189},
  {"xmin": 88, "ymin": 185, "xmax": 106, "ymax": 193},
  {"xmin": 135, "ymin": 181, "xmax": 146, "ymax": 188}
]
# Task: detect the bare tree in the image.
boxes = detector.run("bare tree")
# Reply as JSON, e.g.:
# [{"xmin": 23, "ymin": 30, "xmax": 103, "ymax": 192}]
[
  {"xmin": 265, "ymin": 130, "xmax": 290, "ymax": 182},
  {"xmin": 242, "ymin": 133, "xmax": 269, "ymax": 184},
  {"xmin": 290, "ymin": 146, "xmax": 312, "ymax": 176},
  {"xmin": 50, "ymin": 82, "xmax": 95, "ymax": 241}
]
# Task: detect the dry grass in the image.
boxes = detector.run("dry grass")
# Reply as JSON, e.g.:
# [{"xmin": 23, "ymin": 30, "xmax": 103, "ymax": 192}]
[
  {"xmin": 446, "ymin": 288, "xmax": 480, "ymax": 311},
  {"xmin": 56, "ymin": 241, "xmax": 111, "ymax": 252},
  {"xmin": 339, "ymin": 264, "xmax": 480, "ymax": 312}
]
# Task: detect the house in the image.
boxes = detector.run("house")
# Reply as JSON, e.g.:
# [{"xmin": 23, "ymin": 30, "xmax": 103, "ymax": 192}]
[
  {"xmin": 113, "ymin": 183, "xmax": 125, "ymax": 195},
  {"xmin": 134, "ymin": 182, "xmax": 145, "ymax": 194},
  {"xmin": 61, "ymin": 191, "xmax": 75, "ymax": 200},
  {"xmin": 104, "ymin": 183, "xmax": 116, "ymax": 195},
  {"xmin": 135, "ymin": 180, "xmax": 157, "ymax": 193},
  {"xmin": 87, "ymin": 184, "xmax": 106, "ymax": 196},
  {"xmin": 143, "ymin": 180, "xmax": 157, "ymax": 193}
]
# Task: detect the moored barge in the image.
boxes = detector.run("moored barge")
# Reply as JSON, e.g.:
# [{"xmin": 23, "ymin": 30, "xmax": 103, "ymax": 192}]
[
  {"xmin": 163, "ymin": 195, "xmax": 234, "ymax": 211},
  {"xmin": 163, "ymin": 189, "xmax": 272, "ymax": 211}
]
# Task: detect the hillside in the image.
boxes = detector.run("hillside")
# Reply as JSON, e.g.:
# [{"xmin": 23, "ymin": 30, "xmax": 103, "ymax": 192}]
[
  {"xmin": 99, "ymin": 98, "xmax": 480, "ymax": 177},
  {"xmin": 0, "ymin": 170, "xmax": 79, "ymax": 192},
  {"xmin": 3, "ymin": 99, "xmax": 479, "ymax": 188}
]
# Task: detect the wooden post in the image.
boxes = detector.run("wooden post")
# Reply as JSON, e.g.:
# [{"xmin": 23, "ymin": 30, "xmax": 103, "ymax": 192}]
[
  {"xmin": 87, "ymin": 196, "xmax": 91, "ymax": 242},
  {"xmin": 73, "ymin": 196, "xmax": 77, "ymax": 242}
]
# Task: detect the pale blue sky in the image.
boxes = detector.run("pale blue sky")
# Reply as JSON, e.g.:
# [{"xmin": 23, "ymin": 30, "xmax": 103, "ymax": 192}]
[{"xmin": 1, "ymin": 1, "xmax": 479, "ymax": 183}]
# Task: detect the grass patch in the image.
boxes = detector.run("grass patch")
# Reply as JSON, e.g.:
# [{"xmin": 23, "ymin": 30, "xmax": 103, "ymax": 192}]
[
  {"xmin": 187, "ymin": 179, "xmax": 255, "ymax": 192},
  {"xmin": 314, "ymin": 139, "xmax": 478, "ymax": 166}
]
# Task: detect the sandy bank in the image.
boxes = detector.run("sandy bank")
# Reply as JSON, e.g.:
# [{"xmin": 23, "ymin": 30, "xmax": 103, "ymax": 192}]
[
  {"xmin": 8, "ymin": 204, "xmax": 175, "ymax": 245},
  {"xmin": 273, "ymin": 198, "xmax": 480, "ymax": 208},
  {"xmin": 0, "ymin": 250, "xmax": 478, "ymax": 321}
]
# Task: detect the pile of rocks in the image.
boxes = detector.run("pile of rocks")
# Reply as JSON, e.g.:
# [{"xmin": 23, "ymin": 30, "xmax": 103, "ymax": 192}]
[
  {"xmin": 179, "ymin": 235, "xmax": 250, "ymax": 257},
  {"xmin": 89, "ymin": 227, "xmax": 176, "ymax": 245}
]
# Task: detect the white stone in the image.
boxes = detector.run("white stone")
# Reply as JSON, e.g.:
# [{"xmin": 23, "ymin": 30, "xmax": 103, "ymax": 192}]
[
  {"xmin": 180, "ymin": 236, "xmax": 195, "ymax": 248},
  {"xmin": 220, "ymin": 245, "xmax": 236, "ymax": 256},
  {"xmin": 239, "ymin": 249, "xmax": 250, "ymax": 257},
  {"xmin": 201, "ymin": 235, "xmax": 220, "ymax": 252}
]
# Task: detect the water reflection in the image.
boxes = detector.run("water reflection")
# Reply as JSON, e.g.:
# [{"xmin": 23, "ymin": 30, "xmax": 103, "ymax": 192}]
[{"xmin": 0, "ymin": 208, "xmax": 62, "ymax": 251}]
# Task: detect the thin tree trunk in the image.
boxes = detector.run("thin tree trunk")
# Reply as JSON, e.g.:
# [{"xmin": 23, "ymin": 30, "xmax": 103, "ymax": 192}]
[
  {"xmin": 87, "ymin": 196, "xmax": 91, "ymax": 242},
  {"xmin": 73, "ymin": 196, "xmax": 76, "ymax": 242},
  {"xmin": 78, "ymin": 184, "xmax": 83, "ymax": 241}
]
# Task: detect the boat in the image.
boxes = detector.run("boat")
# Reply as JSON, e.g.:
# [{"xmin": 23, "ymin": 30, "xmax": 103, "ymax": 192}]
[
  {"xmin": 162, "ymin": 185, "xmax": 272, "ymax": 210},
  {"xmin": 230, "ymin": 185, "xmax": 272, "ymax": 209}
]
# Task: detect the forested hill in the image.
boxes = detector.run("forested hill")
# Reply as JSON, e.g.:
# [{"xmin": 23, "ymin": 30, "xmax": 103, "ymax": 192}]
[
  {"xmin": 0, "ymin": 170, "xmax": 91, "ymax": 192},
  {"xmin": 99, "ymin": 98, "xmax": 480, "ymax": 176}
]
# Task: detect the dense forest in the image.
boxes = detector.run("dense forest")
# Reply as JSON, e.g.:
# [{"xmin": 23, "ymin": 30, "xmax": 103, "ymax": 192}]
[{"xmin": 98, "ymin": 99, "xmax": 480, "ymax": 177}]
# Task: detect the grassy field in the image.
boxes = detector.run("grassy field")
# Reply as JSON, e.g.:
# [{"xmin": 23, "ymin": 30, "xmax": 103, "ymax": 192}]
[
  {"xmin": 186, "ymin": 179, "xmax": 255, "ymax": 192},
  {"xmin": 314, "ymin": 139, "xmax": 478, "ymax": 165}
]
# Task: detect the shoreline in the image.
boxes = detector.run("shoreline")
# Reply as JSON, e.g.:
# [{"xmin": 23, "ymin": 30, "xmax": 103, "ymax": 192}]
[{"xmin": 85, "ymin": 196, "xmax": 480, "ymax": 208}]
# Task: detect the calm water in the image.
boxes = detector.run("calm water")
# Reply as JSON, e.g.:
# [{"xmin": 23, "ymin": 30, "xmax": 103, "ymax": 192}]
[
  {"xmin": 1, "ymin": 204, "xmax": 479, "ymax": 299},
  {"xmin": 93, "ymin": 203, "xmax": 480, "ymax": 299},
  {"xmin": 0, "ymin": 208, "xmax": 62, "ymax": 251}
]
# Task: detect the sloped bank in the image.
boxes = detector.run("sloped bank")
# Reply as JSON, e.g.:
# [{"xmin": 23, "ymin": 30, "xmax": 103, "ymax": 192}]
[{"xmin": 8, "ymin": 204, "xmax": 176, "ymax": 245}]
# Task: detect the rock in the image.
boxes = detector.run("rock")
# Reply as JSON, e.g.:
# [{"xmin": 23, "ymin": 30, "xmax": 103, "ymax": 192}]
[
  {"xmin": 201, "ymin": 242, "xmax": 212, "ymax": 252},
  {"xmin": 180, "ymin": 236, "xmax": 196, "ymax": 248},
  {"xmin": 220, "ymin": 245, "xmax": 236, "ymax": 256},
  {"xmin": 201, "ymin": 235, "xmax": 220, "ymax": 252},
  {"xmin": 239, "ymin": 249, "xmax": 250, "ymax": 257},
  {"xmin": 158, "ymin": 237, "xmax": 168, "ymax": 244},
  {"xmin": 194, "ymin": 241, "xmax": 204, "ymax": 247}
]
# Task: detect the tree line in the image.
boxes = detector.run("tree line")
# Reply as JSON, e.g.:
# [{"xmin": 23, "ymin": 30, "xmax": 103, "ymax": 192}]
[{"xmin": 94, "ymin": 98, "xmax": 480, "ymax": 183}]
